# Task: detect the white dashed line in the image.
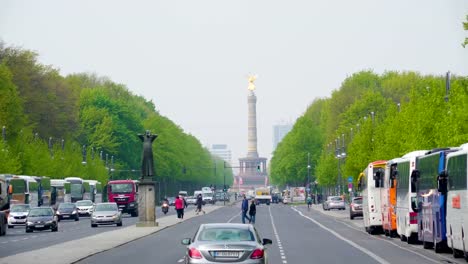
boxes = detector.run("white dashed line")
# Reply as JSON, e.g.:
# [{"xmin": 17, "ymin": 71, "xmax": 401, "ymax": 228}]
[
  {"xmin": 227, "ymin": 212, "xmax": 240, "ymax": 223},
  {"xmin": 268, "ymin": 206, "xmax": 288, "ymax": 264},
  {"xmin": 177, "ymin": 258, "xmax": 184, "ymax": 263},
  {"xmin": 292, "ymin": 207, "xmax": 390, "ymax": 264}
]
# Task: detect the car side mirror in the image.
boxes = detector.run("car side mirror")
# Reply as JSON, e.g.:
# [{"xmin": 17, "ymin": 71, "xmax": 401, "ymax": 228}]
[
  {"xmin": 262, "ymin": 238, "xmax": 272, "ymax": 245},
  {"xmin": 181, "ymin": 238, "xmax": 191, "ymax": 245}
]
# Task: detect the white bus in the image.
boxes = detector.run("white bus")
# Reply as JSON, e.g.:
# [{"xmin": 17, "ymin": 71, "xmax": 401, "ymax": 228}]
[
  {"xmin": 64, "ymin": 177, "xmax": 84, "ymax": 202},
  {"xmin": 446, "ymin": 143, "xmax": 468, "ymax": 258},
  {"xmin": 51, "ymin": 179, "xmax": 67, "ymax": 204},
  {"xmin": 359, "ymin": 160, "xmax": 386, "ymax": 234},
  {"xmin": 395, "ymin": 150, "xmax": 427, "ymax": 244}
]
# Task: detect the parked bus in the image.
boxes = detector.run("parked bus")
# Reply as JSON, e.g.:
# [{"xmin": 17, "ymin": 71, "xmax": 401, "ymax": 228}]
[
  {"xmin": 83, "ymin": 180, "xmax": 102, "ymax": 203},
  {"xmin": 33, "ymin": 176, "xmax": 51, "ymax": 206},
  {"xmin": 359, "ymin": 160, "xmax": 386, "ymax": 234},
  {"xmin": 416, "ymin": 147, "xmax": 458, "ymax": 252},
  {"xmin": 9, "ymin": 176, "xmax": 38, "ymax": 206},
  {"xmin": 395, "ymin": 150, "xmax": 427, "ymax": 244},
  {"xmin": 51, "ymin": 179, "xmax": 67, "ymax": 205},
  {"xmin": 382, "ymin": 158, "xmax": 400, "ymax": 237},
  {"xmin": 0, "ymin": 174, "xmax": 9, "ymax": 210},
  {"xmin": 445, "ymin": 143, "xmax": 468, "ymax": 258},
  {"xmin": 64, "ymin": 177, "xmax": 84, "ymax": 203}
]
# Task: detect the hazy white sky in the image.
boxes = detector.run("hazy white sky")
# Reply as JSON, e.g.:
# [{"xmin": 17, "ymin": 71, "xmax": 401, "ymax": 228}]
[{"xmin": 1, "ymin": 0, "xmax": 467, "ymax": 164}]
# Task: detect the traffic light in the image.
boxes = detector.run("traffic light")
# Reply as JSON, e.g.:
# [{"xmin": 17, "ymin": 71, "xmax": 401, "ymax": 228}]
[{"xmin": 257, "ymin": 164, "xmax": 261, "ymax": 172}]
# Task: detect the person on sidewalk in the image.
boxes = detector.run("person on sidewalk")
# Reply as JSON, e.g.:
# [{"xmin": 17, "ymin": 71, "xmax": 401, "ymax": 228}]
[
  {"xmin": 241, "ymin": 195, "xmax": 251, "ymax": 224},
  {"xmin": 307, "ymin": 195, "xmax": 312, "ymax": 209},
  {"xmin": 249, "ymin": 199, "xmax": 256, "ymax": 224},
  {"xmin": 195, "ymin": 194, "xmax": 205, "ymax": 215},
  {"xmin": 175, "ymin": 195, "xmax": 184, "ymax": 220}
]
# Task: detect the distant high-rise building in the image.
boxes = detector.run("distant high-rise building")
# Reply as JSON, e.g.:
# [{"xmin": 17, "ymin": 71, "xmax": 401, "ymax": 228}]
[
  {"xmin": 273, "ymin": 124, "xmax": 293, "ymax": 151},
  {"xmin": 210, "ymin": 144, "xmax": 232, "ymax": 164}
]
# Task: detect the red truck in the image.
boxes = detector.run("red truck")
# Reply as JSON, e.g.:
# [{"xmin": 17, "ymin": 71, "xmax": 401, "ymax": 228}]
[{"xmin": 107, "ymin": 180, "xmax": 139, "ymax": 217}]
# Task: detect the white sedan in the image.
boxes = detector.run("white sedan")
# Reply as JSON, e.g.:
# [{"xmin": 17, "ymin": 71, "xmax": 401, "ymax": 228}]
[{"xmin": 76, "ymin": 200, "xmax": 94, "ymax": 216}]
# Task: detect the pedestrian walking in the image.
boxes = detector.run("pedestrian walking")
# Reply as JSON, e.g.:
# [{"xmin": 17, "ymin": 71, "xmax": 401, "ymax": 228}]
[
  {"xmin": 241, "ymin": 195, "xmax": 251, "ymax": 224},
  {"xmin": 175, "ymin": 195, "xmax": 185, "ymax": 220},
  {"xmin": 249, "ymin": 199, "xmax": 256, "ymax": 224},
  {"xmin": 307, "ymin": 195, "xmax": 312, "ymax": 211},
  {"xmin": 195, "ymin": 194, "xmax": 205, "ymax": 215}
]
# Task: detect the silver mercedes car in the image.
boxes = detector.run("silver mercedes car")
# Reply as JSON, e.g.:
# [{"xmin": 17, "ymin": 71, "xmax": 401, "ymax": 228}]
[
  {"xmin": 90, "ymin": 202, "xmax": 122, "ymax": 227},
  {"xmin": 181, "ymin": 223, "xmax": 272, "ymax": 264}
]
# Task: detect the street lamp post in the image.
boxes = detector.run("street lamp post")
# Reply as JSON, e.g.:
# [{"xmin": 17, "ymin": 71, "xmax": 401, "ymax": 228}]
[{"xmin": 307, "ymin": 152, "xmax": 311, "ymax": 199}]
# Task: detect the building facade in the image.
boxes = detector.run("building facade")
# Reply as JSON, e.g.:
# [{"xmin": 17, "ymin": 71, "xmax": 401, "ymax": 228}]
[
  {"xmin": 210, "ymin": 144, "xmax": 232, "ymax": 164},
  {"xmin": 273, "ymin": 124, "xmax": 293, "ymax": 151}
]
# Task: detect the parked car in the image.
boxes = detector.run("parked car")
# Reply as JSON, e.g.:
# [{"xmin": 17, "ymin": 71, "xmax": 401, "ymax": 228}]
[
  {"xmin": 323, "ymin": 196, "xmax": 345, "ymax": 211},
  {"xmin": 181, "ymin": 223, "xmax": 272, "ymax": 263},
  {"xmin": 91, "ymin": 202, "xmax": 122, "ymax": 227},
  {"xmin": 349, "ymin": 196, "xmax": 363, "ymax": 219},
  {"xmin": 76, "ymin": 200, "xmax": 94, "ymax": 216},
  {"xmin": 56, "ymin": 203, "xmax": 79, "ymax": 221},
  {"xmin": 186, "ymin": 196, "xmax": 197, "ymax": 205},
  {"xmin": 25, "ymin": 207, "xmax": 58, "ymax": 233},
  {"xmin": 8, "ymin": 204, "xmax": 30, "ymax": 228}
]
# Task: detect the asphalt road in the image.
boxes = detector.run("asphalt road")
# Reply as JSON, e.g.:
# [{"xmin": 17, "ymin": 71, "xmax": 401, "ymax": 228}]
[
  {"xmin": 0, "ymin": 205, "xmax": 196, "ymax": 258},
  {"xmin": 76, "ymin": 203, "xmax": 463, "ymax": 264}
]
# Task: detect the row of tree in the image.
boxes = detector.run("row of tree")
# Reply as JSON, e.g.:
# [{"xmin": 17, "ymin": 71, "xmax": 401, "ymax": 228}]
[
  {"xmin": 270, "ymin": 70, "xmax": 468, "ymax": 189},
  {"xmin": 0, "ymin": 42, "xmax": 233, "ymax": 188}
]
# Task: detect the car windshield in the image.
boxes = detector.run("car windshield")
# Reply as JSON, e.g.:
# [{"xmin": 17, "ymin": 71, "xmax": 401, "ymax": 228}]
[
  {"xmin": 76, "ymin": 200, "xmax": 93, "ymax": 206},
  {"xmin": 198, "ymin": 227, "xmax": 255, "ymax": 242},
  {"xmin": 330, "ymin": 197, "xmax": 343, "ymax": 201},
  {"xmin": 10, "ymin": 204, "xmax": 30, "ymax": 212},
  {"xmin": 29, "ymin": 208, "xmax": 53, "ymax": 217},
  {"xmin": 353, "ymin": 198, "xmax": 363, "ymax": 204},
  {"xmin": 110, "ymin": 183, "xmax": 133, "ymax": 194},
  {"xmin": 58, "ymin": 203, "xmax": 75, "ymax": 209},
  {"xmin": 95, "ymin": 204, "xmax": 118, "ymax": 212}
]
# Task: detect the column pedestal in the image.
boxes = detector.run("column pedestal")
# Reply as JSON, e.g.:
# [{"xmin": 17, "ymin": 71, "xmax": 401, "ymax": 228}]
[{"xmin": 136, "ymin": 179, "xmax": 158, "ymax": 227}]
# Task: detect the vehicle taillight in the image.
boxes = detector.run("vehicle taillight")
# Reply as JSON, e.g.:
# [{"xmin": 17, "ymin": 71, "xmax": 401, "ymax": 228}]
[
  {"xmin": 409, "ymin": 212, "xmax": 418, "ymax": 224},
  {"xmin": 250, "ymin": 249, "xmax": 264, "ymax": 259},
  {"xmin": 188, "ymin": 248, "xmax": 202, "ymax": 259}
]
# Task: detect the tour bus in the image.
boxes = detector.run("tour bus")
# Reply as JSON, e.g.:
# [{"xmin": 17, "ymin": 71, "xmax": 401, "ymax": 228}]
[
  {"xmin": 0, "ymin": 174, "xmax": 9, "ymax": 210},
  {"xmin": 33, "ymin": 176, "xmax": 51, "ymax": 206},
  {"xmin": 416, "ymin": 147, "xmax": 459, "ymax": 252},
  {"xmin": 446, "ymin": 143, "xmax": 468, "ymax": 258},
  {"xmin": 83, "ymin": 180, "xmax": 103, "ymax": 203},
  {"xmin": 51, "ymin": 179, "xmax": 67, "ymax": 205},
  {"xmin": 359, "ymin": 160, "xmax": 386, "ymax": 234},
  {"xmin": 9, "ymin": 175, "xmax": 39, "ymax": 206},
  {"xmin": 395, "ymin": 150, "xmax": 427, "ymax": 244},
  {"xmin": 382, "ymin": 158, "xmax": 400, "ymax": 237},
  {"xmin": 64, "ymin": 177, "xmax": 84, "ymax": 203}
]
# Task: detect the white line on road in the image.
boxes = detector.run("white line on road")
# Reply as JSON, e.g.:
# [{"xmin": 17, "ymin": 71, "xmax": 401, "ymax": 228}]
[
  {"xmin": 227, "ymin": 212, "xmax": 240, "ymax": 223},
  {"xmin": 328, "ymin": 211, "xmax": 442, "ymax": 264},
  {"xmin": 269, "ymin": 206, "xmax": 288, "ymax": 264},
  {"xmin": 177, "ymin": 258, "xmax": 184, "ymax": 263},
  {"xmin": 292, "ymin": 207, "xmax": 390, "ymax": 264}
]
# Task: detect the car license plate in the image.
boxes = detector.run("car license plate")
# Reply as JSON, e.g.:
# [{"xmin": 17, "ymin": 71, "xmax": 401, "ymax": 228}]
[
  {"xmin": 213, "ymin": 251, "xmax": 239, "ymax": 258},
  {"xmin": 35, "ymin": 225, "xmax": 44, "ymax": 228}
]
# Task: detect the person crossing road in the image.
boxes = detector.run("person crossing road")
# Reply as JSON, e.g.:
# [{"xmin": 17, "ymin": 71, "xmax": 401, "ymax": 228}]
[{"xmin": 241, "ymin": 195, "xmax": 251, "ymax": 224}]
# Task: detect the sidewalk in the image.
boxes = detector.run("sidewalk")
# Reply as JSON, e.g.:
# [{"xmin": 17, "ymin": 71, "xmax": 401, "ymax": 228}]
[{"xmin": 0, "ymin": 205, "xmax": 223, "ymax": 264}]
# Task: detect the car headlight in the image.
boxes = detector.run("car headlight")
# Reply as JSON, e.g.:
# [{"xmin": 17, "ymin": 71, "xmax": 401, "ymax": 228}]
[
  {"xmin": 27, "ymin": 221, "xmax": 34, "ymax": 225},
  {"xmin": 72, "ymin": 210, "xmax": 77, "ymax": 214},
  {"xmin": 129, "ymin": 203, "xmax": 135, "ymax": 207},
  {"xmin": 56, "ymin": 211, "xmax": 61, "ymax": 215},
  {"xmin": 46, "ymin": 220, "xmax": 54, "ymax": 224}
]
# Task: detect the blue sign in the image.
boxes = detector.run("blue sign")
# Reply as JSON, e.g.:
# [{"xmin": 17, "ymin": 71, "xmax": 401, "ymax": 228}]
[{"xmin": 348, "ymin": 176, "xmax": 353, "ymax": 183}]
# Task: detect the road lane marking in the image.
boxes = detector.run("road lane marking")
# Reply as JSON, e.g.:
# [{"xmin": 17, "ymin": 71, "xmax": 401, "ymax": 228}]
[
  {"xmin": 227, "ymin": 212, "xmax": 240, "ymax": 223},
  {"xmin": 318, "ymin": 208, "xmax": 442, "ymax": 264},
  {"xmin": 177, "ymin": 258, "xmax": 184, "ymax": 263},
  {"xmin": 292, "ymin": 207, "xmax": 390, "ymax": 264},
  {"xmin": 269, "ymin": 206, "xmax": 288, "ymax": 264}
]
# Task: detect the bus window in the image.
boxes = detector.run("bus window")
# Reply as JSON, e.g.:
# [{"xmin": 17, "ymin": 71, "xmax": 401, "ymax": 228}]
[
  {"xmin": 390, "ymin": 170, "xmax": 398, "ymax": 188},
  {"xmin": 374, "ymin": 169, "xmax": 384, "ymax": 188},
  {"xmin": 410, "ymin": 170, "xmax": 420, "ymax": 193}
]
